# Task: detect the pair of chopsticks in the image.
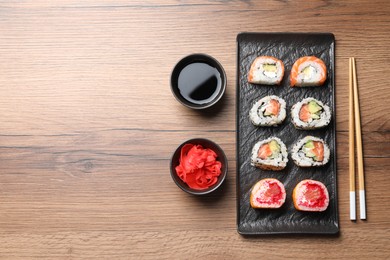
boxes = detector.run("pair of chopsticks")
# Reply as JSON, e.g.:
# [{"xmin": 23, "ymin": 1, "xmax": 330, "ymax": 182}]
[{"xmin": 349, "ymin": 57, "xmax": 366, "ymax": 220}]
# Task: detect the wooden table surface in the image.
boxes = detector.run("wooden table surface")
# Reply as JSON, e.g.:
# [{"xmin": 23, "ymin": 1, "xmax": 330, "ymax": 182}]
[{"xmin": 1, "ymin": 0, "xmax": 389, "ymax": 258}]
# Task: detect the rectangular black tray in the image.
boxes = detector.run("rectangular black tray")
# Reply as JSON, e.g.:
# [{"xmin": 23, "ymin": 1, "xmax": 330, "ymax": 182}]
[{"xmin": 236, "ymin": 33, "xmax": 339, "ymax": 235}]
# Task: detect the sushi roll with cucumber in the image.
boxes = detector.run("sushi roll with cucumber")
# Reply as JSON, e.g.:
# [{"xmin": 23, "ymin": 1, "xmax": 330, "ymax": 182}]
[
  {"xmin": 290, "ymin": 56, "xmax": 327, "ymax": 87},
  {"xmin": 251, "ymin": 137, "xmax": 288, "ymax": 171},
  {"xmin": 291, "ymin": 136, "xmax": 330, "ymax": 167},
  {"xmin": 248, "ymin": 56, "xmax": 285, "ymax": 85},
  {"xmin": 291, "ymin": 97, "xmax": 331, "ymax": 129},
  {"xmin": 249, "ymin": 95, "xmax": 286, "ymax": 126}
]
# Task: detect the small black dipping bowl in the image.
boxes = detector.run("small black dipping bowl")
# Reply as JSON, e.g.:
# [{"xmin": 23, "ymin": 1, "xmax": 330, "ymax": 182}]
[
  {"xmin": 170, "ymin": 138, "xmax": 228, "ymax": 195},
  {"xmin": 170, "ymin": 54, "xmax": 227, "ymax": 109}
]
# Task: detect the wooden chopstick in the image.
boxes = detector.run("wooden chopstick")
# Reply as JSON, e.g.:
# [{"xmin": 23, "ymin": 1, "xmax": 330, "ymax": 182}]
[
  {"xmin": 351, "ymin": 57, "xmax": 366, "ymax": 220},
  {"xmin": 349, "ymin": 58, "xmax": 356, "ymax": 221}
]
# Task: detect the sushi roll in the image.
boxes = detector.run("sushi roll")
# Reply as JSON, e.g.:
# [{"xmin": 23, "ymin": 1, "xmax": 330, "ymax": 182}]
[
  {"xmin": 248, "ymin": 56, "xmax": 285, "ymax": 85},
  {"xmin": 291, "ymin": 136, "xmax": 330, "ymax": 167},
  {"xmin": 251, "ymin": 137, "xmax": 288, "ymax": 171},
  {"xmin": 291, "ymin": 97, "xmax": 331, "ymax": 129},
  {"xmin": 249, "ymin": 95, "xmax": 286, "ymax": 126},
  {"xmin": 250, "ymin": 178, "xmax": 286, "ymax": 209},
  {"xmin": 293, "ymin": 180, "xmax": 330, "ymax": 212},
  {"xmin": 290, "ymin": 56, "xmax": 327, "ymax": 87}
]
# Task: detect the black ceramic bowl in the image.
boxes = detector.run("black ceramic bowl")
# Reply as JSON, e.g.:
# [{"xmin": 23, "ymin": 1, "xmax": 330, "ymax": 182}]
[
  {"xmin": 170, "ymin": 54, "xmax": 227, "ymax": 109},
  {"xmin": 170, "ymin": 138, "xmax": 228, "ymax": 195}
]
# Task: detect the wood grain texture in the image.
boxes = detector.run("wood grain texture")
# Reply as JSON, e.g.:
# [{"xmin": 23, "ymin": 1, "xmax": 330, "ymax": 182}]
[{"xmin": 0, "ymin": 0, "xmax": 389, "ymax": 258}]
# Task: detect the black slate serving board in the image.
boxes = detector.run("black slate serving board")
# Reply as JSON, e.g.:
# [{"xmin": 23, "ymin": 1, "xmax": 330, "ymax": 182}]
[{"xmin": 236, "ymin": 33, "xmax": 339, "ymax": 235}]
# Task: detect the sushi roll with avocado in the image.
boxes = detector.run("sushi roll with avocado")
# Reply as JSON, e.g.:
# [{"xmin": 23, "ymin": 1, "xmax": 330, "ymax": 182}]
[
  {"xmin": 248, "ymin": 56, "xmax": 285, "ymax": 85},
  {"xmin": 291, "ymin": 136, "xmax": 330, "ymax": 167},
  {"xmin": 249, "ymin": 95, "xmax": 286, "ymax": 126},
  {"xmin": 290, "ymin": 56, "xmax": 327, "ymax": 87},
  {"xmin": 291, "ymin": 97, "xmax": 331, "ymax": 129},
  {"xmin": 251, "ymin": 137, "xmax": 288, "ymax": 171}
]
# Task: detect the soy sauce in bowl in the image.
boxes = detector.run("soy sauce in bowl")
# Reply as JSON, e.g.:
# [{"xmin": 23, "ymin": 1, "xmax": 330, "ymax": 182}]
[
  {"xmin": 178, "ymin": 62, "xmax": 222, "ymax": 105},
  {"xmin": 171, "ymin": 54, "xmax": 226, "ymax": 109}
]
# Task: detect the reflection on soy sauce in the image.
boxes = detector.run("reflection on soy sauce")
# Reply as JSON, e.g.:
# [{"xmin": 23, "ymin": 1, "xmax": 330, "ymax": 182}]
[{"xmin": 177, "ymin": 62, "xmax": 222, "ymax": 105}]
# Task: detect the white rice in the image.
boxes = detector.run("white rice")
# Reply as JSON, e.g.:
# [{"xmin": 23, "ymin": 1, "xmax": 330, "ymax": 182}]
[
  {"xmin": 249, "ymin": 95, "xmax": 286, "ymax": 126},
  {"xmin": 251, "ymin": 137, "xmax": 288, "ymax": 170},
  {"xmin": 291, "ymin": 136, "xmax": 330, "ymax": 167},
  {"xmin": 291, "ymin": 97, "xmax": 331, "ymax": 129},
  {"xmin": 248, "ymin": 56, "xmax": 284, "ymax": 85}
]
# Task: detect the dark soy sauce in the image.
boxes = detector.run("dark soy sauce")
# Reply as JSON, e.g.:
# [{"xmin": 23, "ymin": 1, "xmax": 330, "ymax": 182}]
[{"xmin": 177, "ymin": 62, "xmax": 222, "ymax": 105}]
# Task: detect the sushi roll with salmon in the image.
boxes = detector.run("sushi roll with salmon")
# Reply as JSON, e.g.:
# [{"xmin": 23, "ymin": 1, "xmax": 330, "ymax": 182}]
[
  {"xmin": 249, "ymin": 95, "xmax": 286, "ymax": 126},
  {"xmin": 291, "ymin": 136, "xmax": 330, "ymax": 167},
  {"xmin": 293, "ymin": 180, "xmax": 330, "ymax": 212},
  {"xmin": 290, "ymin": 56, "xmax": 327, "ymax": 87},
  {"xmin": 250, "ymin": 178, "xmax": 286, "ymax": 209},
  {"xmin": 291, "ymin": 97, "xmax": 331, "ymax": 129},
  {"xmin": 251, "ymin": 137, "xmax": 288, "ymax": 171},
  {"xmin": 248, "ymin": 56, "xmax": 285, "ymax": 85}
]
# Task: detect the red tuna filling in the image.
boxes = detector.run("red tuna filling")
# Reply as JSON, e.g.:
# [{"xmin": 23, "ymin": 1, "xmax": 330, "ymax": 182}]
[
  {"xmin": 299, "ymin": 183, "xmax": 327, "ymax": 208},
  {"xmin": 256, "ymin": 181, "xmax": 284, "ymax": 205}
]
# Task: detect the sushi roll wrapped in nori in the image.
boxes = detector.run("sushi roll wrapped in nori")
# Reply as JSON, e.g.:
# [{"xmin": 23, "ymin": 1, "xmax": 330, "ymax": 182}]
[
  {"xmin": 291, "ymin": 97, "xmax": 331, "ymax": 129},
  {"xmin": 249, "ymin": 95, "xmax": 286, "ymax": 126},
  {"xmin": 251, "ymin": 137, "xmax": 288, "ymax": 171},
  {"xmin": 291, "ymin": 136, "xmax": 330, "ymax": 167},
  {"xmin": 290, "ymin": 56, "xmax": 327, "ymax": 87},
  {"xmin": 248, "ymin": 56, "xmax": 285, "ymax": 85}
]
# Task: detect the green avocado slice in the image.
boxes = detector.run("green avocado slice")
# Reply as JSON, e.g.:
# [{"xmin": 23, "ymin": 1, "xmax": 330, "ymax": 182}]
[
  {"xmin": 303, "ymin": 141, "xmax": 316, "ymax": 158},
  {"xmin": 304, "ymin": 140, "xmax": 315, "ymax": 149},
  {"xmin": 269, "ymin": 140, "xmax": 280, "ymax": 152},
  {"xmin": 308, "ymin": 101, "xmax": 322, "ymax": 114}
]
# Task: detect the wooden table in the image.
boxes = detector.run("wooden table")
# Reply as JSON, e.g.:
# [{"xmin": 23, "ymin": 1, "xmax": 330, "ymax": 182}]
[{"xmin": 1, "ymin": 0, "xmax": 389, "ymax": 258}]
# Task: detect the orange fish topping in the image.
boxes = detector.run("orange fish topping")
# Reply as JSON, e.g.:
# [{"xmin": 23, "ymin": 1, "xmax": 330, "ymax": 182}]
[{"xmin": 258, "ymin": 143, "xmax": 272, "ymax": 159}]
